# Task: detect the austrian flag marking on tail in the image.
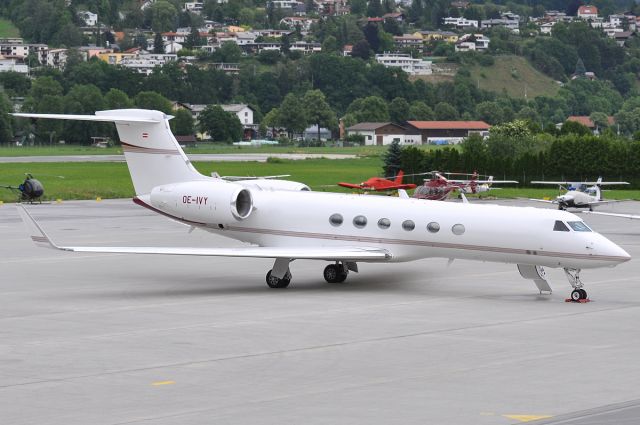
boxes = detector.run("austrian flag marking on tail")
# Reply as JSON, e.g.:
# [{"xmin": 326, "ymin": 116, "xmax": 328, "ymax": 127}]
[{"xmin": 142, "ymin": 132, "xmax": 149, "ymax": 138}]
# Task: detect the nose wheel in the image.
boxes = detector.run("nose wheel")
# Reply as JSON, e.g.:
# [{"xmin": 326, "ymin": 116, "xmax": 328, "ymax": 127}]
[{"xmin": 564, "ymin": 268, "xmax": 589, "ymax": 302}]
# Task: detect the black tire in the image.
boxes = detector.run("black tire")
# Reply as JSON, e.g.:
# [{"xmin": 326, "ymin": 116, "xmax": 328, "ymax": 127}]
[
  {"xmin": 266, "ymin": 270, "xmax": 290, "ymax": 289},
  {"xmin": 336, "ymin": 271, "xmax": 348, "ymax": 283},
  {"xmin": 571, "ymin": 289, "xmax": 582, "ymax": 301},
  {"xmin": 323, "ymin": 264, "xmax": 340, "ymax": 283},
  {"xmin": 579, "ymin": 289, "xmax": 588, "ymax": 300}
]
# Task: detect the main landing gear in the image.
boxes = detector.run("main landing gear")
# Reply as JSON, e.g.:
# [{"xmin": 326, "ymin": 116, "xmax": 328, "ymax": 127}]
[
  {"xmin": 265, "ymin": 259, "xmax": 356, "ymax": 288},
  {"xmin": 564, "ymin": 268, "xmax": 589, "ymax": 302},
  {"xmin": 323, "ymin": 263, "xmax": 349, "ymax": 283}
]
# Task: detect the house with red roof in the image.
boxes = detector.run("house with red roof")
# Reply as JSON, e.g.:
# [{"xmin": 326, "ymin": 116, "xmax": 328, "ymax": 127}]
[
  {"xmin": 577, "ymin": 5, "xmax": 598, "ymax": 20},
  {"xmin": 405, "ymin": 121, "xmax": 491, "ymax": 144}
]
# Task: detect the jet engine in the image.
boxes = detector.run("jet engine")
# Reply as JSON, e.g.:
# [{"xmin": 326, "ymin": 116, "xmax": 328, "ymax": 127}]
[{"xmin": 149, "ymin": 180, "xmax": 254, "ymax": 224}]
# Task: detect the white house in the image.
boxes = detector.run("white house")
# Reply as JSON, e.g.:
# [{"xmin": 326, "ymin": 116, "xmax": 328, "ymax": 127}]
[
  {"xmin": 183, "ymin": 2, "xmax": 204, "ymax": 13},
  {"xmin": 455, "ymin": 34, "xmax": 490, "ymax": 52},
  {"xmin": 577, "ymin": 5, "xmax": 598, "ymax": 20},
  {"xmin": 375, "ymin": 53, "xmax": 432, "ymax": 75},
  {"xmin": 443, "ymin": 17, "xmax": 478, "ymax": 29},
  {"xmin": 119, "ymin": 54, "xmax": 178, "ymax": 75},
  {"xmin": 346, "ymin": 122, "xmax": 420, "ymax": 146},
  {"xmin": 78, "ymin": 11, "xmax": 98, "ymax": 26},
  {"xmin": 0, "ymin": 59, "xmax": 28, "ymax": 74}
]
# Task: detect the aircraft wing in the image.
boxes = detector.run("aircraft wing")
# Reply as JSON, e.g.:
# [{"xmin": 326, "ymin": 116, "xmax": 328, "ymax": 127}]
[
  {"xmin": 584, "ymin": 211, "xmax": 640, "ymax": 219},
  {"xmin": 587, "ymin": 199, "xmax": 628, "ymax": 207},
  {"xmin": 530, "ymin": 181, "xmax": 570, "ymax": 185},
  {"xmin": 337, "ymin": 182, "xmax": 364, "ymax": 189},
  {"xmin": 528, "ymin": 198, "xmax": 557, "ymax": 204},
  {"xmin": 17, "ymin": 206, "xmax": 391, "ymax": 261}
]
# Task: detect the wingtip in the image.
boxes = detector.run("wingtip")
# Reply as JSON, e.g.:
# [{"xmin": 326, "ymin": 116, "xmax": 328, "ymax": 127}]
[{"xmin": 16, "ymin": 205, "xmax": 58, "ymax": 249}]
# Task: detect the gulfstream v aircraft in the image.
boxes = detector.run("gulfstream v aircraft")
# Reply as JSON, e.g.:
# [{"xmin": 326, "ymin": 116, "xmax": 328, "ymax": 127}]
[{"xmin": 14, "ymin": 110, "xmax": 631, "ymax": 301}]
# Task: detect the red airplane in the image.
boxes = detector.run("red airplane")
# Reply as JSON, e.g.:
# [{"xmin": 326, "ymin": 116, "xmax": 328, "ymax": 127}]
[{"xmin": 338, "ymin": 170, "xmax": 417, "ymax": 191}]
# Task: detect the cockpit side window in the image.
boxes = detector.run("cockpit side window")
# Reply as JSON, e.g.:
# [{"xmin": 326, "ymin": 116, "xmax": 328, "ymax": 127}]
[
  {"xmin": 568, "ymin": 221, "xmax": 592, "ymax": 232},
  {"xmin": 553, "ymin": 220, "xmax": 570, "ymax": 232}
]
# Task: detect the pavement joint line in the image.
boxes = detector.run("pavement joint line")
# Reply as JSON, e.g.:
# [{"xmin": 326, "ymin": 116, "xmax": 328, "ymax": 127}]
[
  {"xmin": 1, "ymin": 303, "xmax": 638, "ymax": 390},
  {"xmin": 521, "ymin": 398, "xmax": 640, "ymax": 424}
]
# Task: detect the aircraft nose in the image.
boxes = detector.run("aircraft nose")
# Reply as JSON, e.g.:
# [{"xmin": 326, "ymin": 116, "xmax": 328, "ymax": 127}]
[{"xmin": 602, "ymin": 238, "xmax": 631, "ymax": 264}]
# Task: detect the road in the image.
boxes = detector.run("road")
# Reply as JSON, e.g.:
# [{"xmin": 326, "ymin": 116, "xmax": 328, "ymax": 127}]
[{"xmin": 0, "ymin": 153, "xmax": 357, "ymax": 163}]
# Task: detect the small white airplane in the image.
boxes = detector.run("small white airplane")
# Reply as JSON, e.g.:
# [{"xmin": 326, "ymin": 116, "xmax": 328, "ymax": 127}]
[
  {"xmin": 13, "ymin": 110, "xmax": 631, "ymax": 301},
  {"xmin": 453, "ymin": 175, "xmax": 519, "ymax": 196},
  {"xmin": 530, "ymin": 178, "xmax": 629, "ymax": 211}
]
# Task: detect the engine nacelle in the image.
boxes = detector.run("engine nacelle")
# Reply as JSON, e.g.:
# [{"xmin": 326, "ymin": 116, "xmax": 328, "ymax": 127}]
[
  {"xmin": 236, "ymin": 179, "xmax": 310, "ymax": 192},
  {"xmin": 149, "ymin": 180, "xmax": 253, "ymax": 224}
]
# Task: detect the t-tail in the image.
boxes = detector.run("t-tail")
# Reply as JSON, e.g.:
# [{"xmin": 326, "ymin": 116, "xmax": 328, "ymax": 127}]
[{"xmin": 13, "ymin": 109, "xmax": 209, "ymax": 196}]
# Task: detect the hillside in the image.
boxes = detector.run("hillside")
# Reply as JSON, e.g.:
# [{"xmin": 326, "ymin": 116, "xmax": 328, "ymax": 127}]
[
  {"xmin": 0, "ymin": 18, "xmax": 19, "ymax": 38},
  {"xmin": 467, "ymin": 55, "xmax": 561, "ymax": 99}
]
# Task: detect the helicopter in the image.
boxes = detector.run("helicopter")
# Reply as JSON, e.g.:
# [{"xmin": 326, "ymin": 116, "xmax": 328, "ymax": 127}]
[{"xmin": 1, "ymin": 174, "xmax": 46, "ymax": 203}]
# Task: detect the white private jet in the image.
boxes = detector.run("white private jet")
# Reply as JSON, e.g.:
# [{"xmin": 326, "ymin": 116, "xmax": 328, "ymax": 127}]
[
  {"xmin": 530, "ymin": 178, "xmax": 629, "ymax": 211},
  {"xmin": 13, "ymin": 110, "xmax": 631, "ymax": 301}
]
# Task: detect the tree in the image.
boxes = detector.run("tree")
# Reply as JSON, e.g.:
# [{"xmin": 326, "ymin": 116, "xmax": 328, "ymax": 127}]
[
  {"xmin": 351, "ymin": 40, "xmax": 371, "ymax": 60},
  {"xmin": 346, "ymin": 96, "xmax": 390, "ymax": 123},
  {"xmin": 134, "ymin": 91, "xmax": 173, "ymax": 114},
  {"xmin": 575, "ymin": 57, "xmax": 586, "ymax": 77},
  {"xmin": 434, "ymin": 102, "xmax": 459, "ymax": 120},
  {"xmin": 217, "ymin": 41, "xmax": 242, "ymax": 63},
  {"xmin": 367, "ymin": 0, "xmax": 382, "ymax": 17},
  {"xmin": 301, "ymin": 90, "xmax": 337, "ymax": 142},
  {"xmin": 149, "ymin": 0, "xmax": 177, "ymax": 33},
  {"xmin": 589, "ymin": 112, "xmax": 610, "ymax": 133},
  {"xmin": 322, "ymin": 35, "xmax": 339, "ymax": 54},
  {"xmin": 408, "ymin": 101, "xmax": 434, "ymax": 120},
  {"xmin": 172, "ymin": 108, "xmax": 195, "ymax": 135},
  {"xmin": 389, "ymin": 97, "xmax": 410, "ymax": 123},
  {"xmin": 153, "ymin": 32, "xmax": 164, "ymax": 54},
  {"xmin": 184, "ymin": 25, "xmax": 202, "ymax": 49},
  {"xmin": 382, "ymin": 139, "xmax": 402, "ymax": 177},
  {"xmin": 198, "ymin": 105, "xmax": 243, "ymax": 143},
  {"xmin": 278, "ymin": 93, "xmax": 307, "ymax": 138},
  {"xmin": 104, "ymin": 88, "xmax": 134, "ymax": 109}
]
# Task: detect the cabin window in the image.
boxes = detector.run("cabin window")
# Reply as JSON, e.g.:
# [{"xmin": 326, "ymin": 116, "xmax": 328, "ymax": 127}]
[
  {"xmin": 378, "ymin": 218, "xmax": 391, "ymax": 229},
  {"xmin": 402, "ymin": 220, "xmax": 415, "ymax": 231},
  {"xmin": 329, "ymin": 213, "xmax": 343, "ymax": 227},
  {"xmin": 452, "ymin": 224, "xmax": 465, "ymax": 235},
  {"xmin": 567, "ymin": 221, "xmax": 592, "ymax": 232},
  {"xmin": 427, "ymin": 222, "xmax": 440, "ymax": 233},
  {"xmin": 353, "ymin": 215, "xmax": 367, "ymax": 228},
  {"xmin": 553, "ymin": 220, "xmax": 569, "ymax": 232}
]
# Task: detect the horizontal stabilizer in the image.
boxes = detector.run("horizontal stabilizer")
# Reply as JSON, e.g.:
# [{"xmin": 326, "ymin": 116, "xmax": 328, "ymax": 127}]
[
  {"xmin": 12, "ymin": 111, "xmax": 165, "ymax": 123},
  {"xmin": 17, "ymin": 205, "xmax": 391, "ymax": 261}
]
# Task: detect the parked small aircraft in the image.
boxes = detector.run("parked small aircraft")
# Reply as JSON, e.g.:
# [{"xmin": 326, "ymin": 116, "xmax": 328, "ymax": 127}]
[
  {"xmin": 1, "ymin": 174, "xmax": 45, "ymax": 203},
  {"xmin": 14, "ymin": 110, "xmax": 631, "ymax": 301},
  {"xmin": 413, "ymin": 172, "xmax": 517, "ymax": 201},
  {"xmin": 531, "ymin": 178, "xmax": 629, "ymax": 211},
  {"xmin": 338, "ymin": 170, "xmax": 417, "ymax": 192}
]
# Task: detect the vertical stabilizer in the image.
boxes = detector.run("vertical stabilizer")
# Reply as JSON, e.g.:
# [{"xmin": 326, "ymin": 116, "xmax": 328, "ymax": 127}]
[
  {"xmin": 394, "ymin": 170, "xmax": 405, "ymax": 184},
  {"xmin": 14, "ymin": 109, "xmax": 208, "ymax": 195}
]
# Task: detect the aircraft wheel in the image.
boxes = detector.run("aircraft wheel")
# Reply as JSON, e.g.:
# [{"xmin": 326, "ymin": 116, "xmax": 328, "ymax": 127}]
[
  {"xmin": 570, "ymin": 289, "xmax": 582, "ymax": 301},
  {"xmin": 579, "ymin": 289, "xmax": 588, "ymax": 300},
  {"xmin": 323, "ymin": 264, "xmax": 342, "ymax": 283},
  {"xmin": 266, "ymin": 270, "xmax": 290, "ymax": 289},
  {"xmin": 336, "ymin": 270, "xmax": 348, "ymax": 283}
]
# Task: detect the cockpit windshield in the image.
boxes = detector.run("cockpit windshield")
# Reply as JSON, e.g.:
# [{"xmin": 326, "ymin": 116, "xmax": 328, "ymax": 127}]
[
  {"xmin": 567, "ymin": 221, "xmax": 592, "ymax": 232},
  {"xmin": 553, "ymin": 220, "xmax": 569, "ymax": 232}
]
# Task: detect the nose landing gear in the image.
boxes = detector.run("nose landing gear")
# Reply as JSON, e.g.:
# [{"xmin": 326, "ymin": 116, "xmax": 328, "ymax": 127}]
[{"xmin": 564, "ymin": 268, "xmax": 590, "ymax": 302}]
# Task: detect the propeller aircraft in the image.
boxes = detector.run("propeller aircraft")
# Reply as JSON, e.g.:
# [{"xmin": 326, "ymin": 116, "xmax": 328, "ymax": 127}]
[
  {"xmin": 530, "ymin": 178, "xmax": 629, "ymax": 211},
  {"xmin": 13, "ymin": 109, "xmax": 631, "ymax": 302},
  {"xmin": 337, "ymin": 170, "xmax": 417, "ymax": 192}
]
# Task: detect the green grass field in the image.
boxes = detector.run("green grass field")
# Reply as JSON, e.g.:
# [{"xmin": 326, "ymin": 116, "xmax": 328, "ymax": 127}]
[
  {"xmin": 2, "ymin": 158, "xmax": 640, "ymax": 203},
  {"xmin": 0, "ymin": 18, "xmax": 19, "ymax": 38},
  {"xmin": 467, "ymin": 55, "xmax": 560, "ymax": 99}
]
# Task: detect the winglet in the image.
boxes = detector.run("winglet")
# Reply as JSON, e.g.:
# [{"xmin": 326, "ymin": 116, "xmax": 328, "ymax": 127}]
[
  {"xmin": 397, "ymin": 189, "xmax": 410, "ymax": 199},
  {"xmin": 16, "ymin": 205, "xmax": 63, "ymax": 250}
]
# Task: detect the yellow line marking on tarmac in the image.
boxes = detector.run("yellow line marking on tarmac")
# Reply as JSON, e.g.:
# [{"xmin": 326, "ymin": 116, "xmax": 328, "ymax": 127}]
[
  {"xmin": 152, "ymin": 381, "xmax": 176, "ymax": 386},
  {"xmin": 503, "ymin": 414, "xmax": 553, "ymax": 422}
]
